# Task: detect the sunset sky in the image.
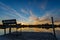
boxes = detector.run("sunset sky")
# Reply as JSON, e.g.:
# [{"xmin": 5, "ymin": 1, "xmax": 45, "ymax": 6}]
[{"xmin": 0, "ymin": 0, "xmax": 60, "ymax": 25}]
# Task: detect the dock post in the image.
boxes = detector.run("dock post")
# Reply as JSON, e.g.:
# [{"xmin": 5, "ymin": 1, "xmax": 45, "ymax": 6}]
[
  {"xmin": 9, "ymin": 27, "xmax": 11, "ymax": 34},
  {"xmin": 15, "ymin": 23, "xmax": 17, "ymax": 33},
  {"xmin": 51, "ymin": 17, "xmax": 57, "ymax": 40},
  {"xmin": 4, "ymin": 28, "xmax": 6, "ymax": 35},
  {"xmin": 16, "ymin": 28, "xmax": 18, "ymax": 32}
]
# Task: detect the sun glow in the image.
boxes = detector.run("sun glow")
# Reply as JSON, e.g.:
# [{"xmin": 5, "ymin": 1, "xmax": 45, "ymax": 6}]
[{"xmin": 17, "ymin": 27, "xmax": 53, "ymax": 32}]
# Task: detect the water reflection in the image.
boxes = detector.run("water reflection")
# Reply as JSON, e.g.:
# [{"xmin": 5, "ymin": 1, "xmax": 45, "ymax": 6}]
[
  {"xmin": 0, "ymin": 27, "xmax": 60, "ymax": 39},
  {"xmin": 0, "ymin": 27, "xmax": 53, "ymax": 35}
]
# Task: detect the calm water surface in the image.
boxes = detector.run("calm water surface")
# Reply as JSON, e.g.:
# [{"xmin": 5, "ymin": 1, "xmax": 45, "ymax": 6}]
[{"xmin": 0, "ymin": 27, "xmax": 60, "ymax": 39}]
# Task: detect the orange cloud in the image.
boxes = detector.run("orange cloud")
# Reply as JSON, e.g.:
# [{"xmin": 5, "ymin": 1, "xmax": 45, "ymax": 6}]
[{"xmin": 28, "ymin": 9, "xmax": 60, "ymax": 25}]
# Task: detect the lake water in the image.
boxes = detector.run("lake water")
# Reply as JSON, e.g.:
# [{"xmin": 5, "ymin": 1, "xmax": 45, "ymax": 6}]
[{"xmin": 0, "ymin": 27, "xmax": 60, "ymax": 40}]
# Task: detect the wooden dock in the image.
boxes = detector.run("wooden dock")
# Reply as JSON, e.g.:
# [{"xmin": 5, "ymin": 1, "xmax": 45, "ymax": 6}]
[{"xmin": 0, "ymin": 17, "xmax": 58, "ymax": 40}]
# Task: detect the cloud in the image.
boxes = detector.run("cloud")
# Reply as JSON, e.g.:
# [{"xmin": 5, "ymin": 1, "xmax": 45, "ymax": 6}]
[
  {"xmin": 29, "ymin": 10, "xmax": 34, "ymax": 16},
  {"xmin": 29, "ymin": 10, "xmax": 38, "ymax": 21},
  {"xmin": 21, "ymin": 9, "xmax": 28, "ymax": 14},
  {"xmin": 39, "ymin": 0, "xmax": 48, "ymax": 10},
  {"xmin": 28, "ymin": 9, "xmax": 60, "ymax": 25},
  {"xmin": 28, "ymin": 10, "xmax": 40, "ymax": 24},
  {"xmin": 0, "ymin": 2, "xmax": 29, "ymax": 23},
  {"xmin": 0, "ymin": 2, "xmax": 20, "ymax": 17},
  {"xmin": 39, "ymin": 10, "xmax": 60, "ymax": 24},
  {"xmin": 0, "ymin": 2, "xmax": 22, "ymax": 18},
  {"xmin": 7, "ymin": 7, "xmax": 60, "ymax": 25},
  {"xmin": 29, "ymin": 10, "xmax": 50, "ymax": 24},
  {"xmin": 0, "ymin": 2, "xmax": 60, "ymax": 25}
]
